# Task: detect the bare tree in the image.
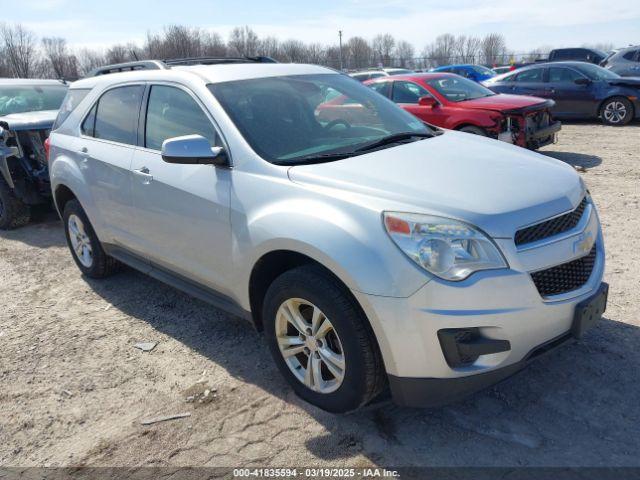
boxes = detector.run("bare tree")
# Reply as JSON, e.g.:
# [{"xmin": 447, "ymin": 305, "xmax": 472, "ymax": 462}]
[
  {"xmin": 76, "ymin": 48, "xmax": 106, "ymax": 76},
  {"xmin": 395, "ymin": 40, "xmax": 415, "ymax": 68},
  {"xmin": 228, "ymin": 26, "xmax": 259, "ymax": 57},
  {"xmin": 258, "ymin": 36, "xmax": 281, "ymax": 58},
  {"xmin": 481, "ymin": 33, "xmax": 508, "ymax": 66},
  {"xmin": 161, "ymin": 25, "xmax": 204, "ymax": 58},
  {"xmin": 105, "ymin": 44, "xmax": 131, "ymax": 64},
  {"xmin": 0, "ymin": 23, "xmax": 39, "ymax": 78},
  {"xmin": 304, "ymin": 43, "xmax": 327, "ymax": 65},
  {"xmin": 280, "ymin": 39, "xmax": 306, "ymax": 63},
  {"xmin": 41, "ymin": 37, "xmax": 78, "ymax": 79},
  {"xmin": 422, "ymin": 33, "xmax": 457, "ymax": 67},
  {"xmin": 455, "ymin": 35, "xmax": 481, "ymax": 63},
  {"xmin": 346, "ymin": 36, "xmax": 372, "ymax": 69},
  {"xmin": 372, "ymin": 33, "xmax": 395, "ymax": 66},
  {"xmin": 203, "ymin": 31, "xmax": 227, "ymax": 57}
]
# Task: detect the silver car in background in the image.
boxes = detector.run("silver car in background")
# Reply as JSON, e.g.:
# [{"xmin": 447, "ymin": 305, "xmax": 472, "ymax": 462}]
[
  {"xmin": 601, "ymin": 45, "xmax": 640, "ymax": 77},
  {"xmin": 48, "ymin": 61, "xmax": 607, "ymax": 412}
]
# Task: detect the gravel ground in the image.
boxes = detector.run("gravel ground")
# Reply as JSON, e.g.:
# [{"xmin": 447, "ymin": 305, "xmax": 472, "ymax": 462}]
[{"xmin": 1, "ymin": 123, "xmax": 639, "ymax": 469}]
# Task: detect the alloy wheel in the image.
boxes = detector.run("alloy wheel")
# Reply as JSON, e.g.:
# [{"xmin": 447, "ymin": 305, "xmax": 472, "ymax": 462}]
[
  {"xmin": 275, "ymin": 298, "xmax": 345, "ymax": 394},
  {"xmin": 603, "ymin": 101, "xmax": 627, "ymax": 124},
  {"xmin": 68, "ymin": 214, "xmax": 93, "ymax": 268}
]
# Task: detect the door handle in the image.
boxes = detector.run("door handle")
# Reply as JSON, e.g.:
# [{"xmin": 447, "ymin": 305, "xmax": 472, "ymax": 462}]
[{"xmin": 133, "ymin": 166, "xmax": 153, "ymax": 184}]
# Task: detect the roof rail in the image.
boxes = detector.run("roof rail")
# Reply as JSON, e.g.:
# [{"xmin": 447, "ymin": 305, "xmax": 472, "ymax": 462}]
[
  {"xmin": 85, "ymin": 56, "xmax": 278, "ymax": 77},
  {"xmin": 163, "ymin": 56, "xmax": 278, "ymax": 66},
  {"xmin": 86, "ymin": 60, "xmax": 168, "ymax": 77}
]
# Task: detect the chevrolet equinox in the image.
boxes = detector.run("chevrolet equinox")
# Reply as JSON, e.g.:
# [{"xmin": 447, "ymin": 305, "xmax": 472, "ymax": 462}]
[{"xmin": 49, "ymin": 62, "xmax": 607, "ymax": 412}]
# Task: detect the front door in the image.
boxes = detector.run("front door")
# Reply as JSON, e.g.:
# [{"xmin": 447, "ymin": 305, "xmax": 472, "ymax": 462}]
[
  {"xmin": 129, "ymin": 84, "xmax": 232, "ymax": 294},
  {"xmin": 546, "ymin": 67, "xmax": 597, "ymax": 117},
  {"xmin": 391, "ymin": 80, "xmax": 442, "ymax": 125}
]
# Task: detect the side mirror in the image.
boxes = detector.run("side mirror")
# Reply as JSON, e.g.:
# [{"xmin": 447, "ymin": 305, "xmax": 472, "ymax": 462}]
[
  {"xmin": 418, "ymin": 96, "xmax": 437, "ymax": 107},
  {"xmin": 161, "ymin": 135, "xmax": 227, "ymax": 166},
  {"xmin": 574, "ymin": 77, "xmax": 591, "ymax": 86}
]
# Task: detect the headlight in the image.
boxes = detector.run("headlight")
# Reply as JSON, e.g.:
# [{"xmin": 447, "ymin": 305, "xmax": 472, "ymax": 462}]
[{"xmin": 383, "ymin": 212, "xmax": 507, "ymax": 281}]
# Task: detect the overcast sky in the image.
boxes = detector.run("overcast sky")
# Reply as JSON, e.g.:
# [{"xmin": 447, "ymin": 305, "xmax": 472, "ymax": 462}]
[{"xmin": 8, "ymin": 0, "xmax": 640, "ymax": 53}]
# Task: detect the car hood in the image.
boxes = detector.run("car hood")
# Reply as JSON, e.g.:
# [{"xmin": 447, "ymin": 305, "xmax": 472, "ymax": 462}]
[
  {"xmin": 0, "ymin": 110, "xmax": 57, "ymax": 131},
  {"xmin": 459, "ymin": 94, "xmax": 551, "ymax": 112},
  {"xmin": 288, "ymin": 131, "xmax": 584, "ymax": 239}
]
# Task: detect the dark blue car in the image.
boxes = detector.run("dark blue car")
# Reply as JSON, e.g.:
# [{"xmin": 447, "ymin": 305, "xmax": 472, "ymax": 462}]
[
  {"xmin": 483, "ymin": 62, "xmax": 640, "ymax": 125},
  {"xmin": 430, "ymin": 64, "xmax": 496, "ymax": 82}
]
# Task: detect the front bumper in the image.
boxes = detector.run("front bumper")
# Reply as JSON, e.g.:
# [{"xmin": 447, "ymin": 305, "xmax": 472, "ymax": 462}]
[
  {"xmin": 389, "ymin": 281, "xmax": 607, "ymax": 408},
  {"xmin": 352, "ymin": 203, "xmax": 605, "ymax": 407}
]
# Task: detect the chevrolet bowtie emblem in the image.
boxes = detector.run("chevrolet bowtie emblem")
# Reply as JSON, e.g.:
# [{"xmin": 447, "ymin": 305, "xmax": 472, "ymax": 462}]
[{"xmin": 573, "ymin": 231, "xmax": 595, "ymax": 254}]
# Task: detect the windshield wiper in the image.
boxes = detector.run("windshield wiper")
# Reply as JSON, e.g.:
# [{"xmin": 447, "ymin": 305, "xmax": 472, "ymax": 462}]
[
  {"xmin": 273, "ymin": 151, "xmax": 358, "ymax": 166},
  {"xmin": 354, "ymin": 132, "xmax": 434, "ymax": 153}
]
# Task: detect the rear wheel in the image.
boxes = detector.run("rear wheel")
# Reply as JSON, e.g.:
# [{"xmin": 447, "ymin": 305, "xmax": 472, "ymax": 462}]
[
  {"xmin": 600, "ymin": 97, "xmax": 633, "ymax": 126},
  {"xmin": 0, "ymin": 177, "xmax": 30, "ymax": 230},
  {"xmin": 63, "ymin": 199, "xmax": 120, "ymax": 278},
  {"xmin": 263, "ymin": 265, "xmax": 385, "ymax": 413},
  {"xmin": 459, "ymin": 125, "xmax": 488, "ymax": 136}
]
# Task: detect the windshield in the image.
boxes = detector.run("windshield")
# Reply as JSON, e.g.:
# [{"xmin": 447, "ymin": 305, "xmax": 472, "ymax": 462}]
[
  {"xmin": 425, "ymin": 76, "xmax": 496, "ymax": 102},
  {"xmin": 0, "ymin": 85, "xmax": 68, "ymax": 116},
  {"xmin": 574, "ymin": 63, "xmax": 620, "ymax": 81},
  {"xmin": 208, "ymin": 74, "xmax": 431, "ymax": 165},
  {"xmin": 471, "ymin": 65, "xmax": 496, "ymax": 76}
]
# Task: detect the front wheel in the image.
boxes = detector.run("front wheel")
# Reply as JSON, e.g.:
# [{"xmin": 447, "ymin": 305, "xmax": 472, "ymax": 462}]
[
  {"xmin": 63, "ymin": 199, "xmax": 120, "ymax": 278},
  {"xmin": 263, "ymin": 265, "xmax": 385, "ymax": 413},
  {"xmin": 600, "ymin": 97, "xmax": 633, "ymax": 126}
]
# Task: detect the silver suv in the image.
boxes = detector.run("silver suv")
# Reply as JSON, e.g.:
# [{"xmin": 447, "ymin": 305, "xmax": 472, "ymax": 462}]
[
  {"xmin": 49, "ymin": 60, "xmax": 607, "ymax": 412},
  {"xmin": 601, "ymin": 45, "xmax": 640, "ymax": 77}
]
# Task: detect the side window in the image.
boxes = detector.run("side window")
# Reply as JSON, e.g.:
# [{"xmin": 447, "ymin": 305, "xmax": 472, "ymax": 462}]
[
  {"xmin": 623, "ymin": 50, "xmax": 639, "ymax": 61},
  {"xmin": 549, "ymin": 67, "xmax": 584, "ymax": 83},
  {"xmin": 369, "ymin": 81, "xmax": 391, "ymax": 98},
  {"xmin": 145, "ymin": 85, "xmax": 219, "ymax": 151},
  {"xmin": 514, "ymin": 69, "xmax": 543, "ymax": 82},
  {"xmin": 392, "ymin": 81, "xmax": 429, "ymax": 104},
  {"xmin": 81, "ymin": 104, "xmax": 97, "ymax": 136},
  {"xmin": 93, "ymin": 85, "xmax": 144, "ymax": 145}
]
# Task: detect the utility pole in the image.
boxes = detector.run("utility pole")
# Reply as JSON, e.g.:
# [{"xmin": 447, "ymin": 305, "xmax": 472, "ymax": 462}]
[{"xmin": 338, "ymin": 30, "xmax": 343, "ymax": 71}]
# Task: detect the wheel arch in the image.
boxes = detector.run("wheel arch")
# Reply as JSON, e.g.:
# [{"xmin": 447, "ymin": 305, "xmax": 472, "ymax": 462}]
[
  {"xmin": 248, "ymin": 248, "xmax": 389, "ymax": 373},
  {"xmin": 53, "ymin": 183, "xmax": 78, "ymax": 217},
  {"xmin": 249, "ymin": 250, "xmax": 350, "ymax": 331}
]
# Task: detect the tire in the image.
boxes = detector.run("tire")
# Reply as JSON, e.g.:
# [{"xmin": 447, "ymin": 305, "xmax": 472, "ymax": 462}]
[
  {"xmin": 62, "ymin": 199, "xmax": 120, "ymax": 278},
  {"xmin": 0, "ymin": 176, "xmax": 30, "ymax": 230},
  {"xmin": 600, "ymin": 96, "xmax": 634, "ymax": 126},
  {"xmin": 263, "ymin": 265, "xmax": 386, "ymax": 413},
  {"xmin": 459, "ymin": 125, "xmax": 487, "ymax": 136}
]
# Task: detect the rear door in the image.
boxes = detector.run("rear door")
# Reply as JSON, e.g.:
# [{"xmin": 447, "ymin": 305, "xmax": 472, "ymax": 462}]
[
  {"xmin": 77, "ymin": 84, "xmax": 144, "ymax": 246},
  {"xmin": 129, "ymin": 83, "xmax": 232, "ymax": 293},
  {"xmin": 546, "ymin": 67, "xmax": 596, "ymax": 117},
  {"xmin": 510, "ymin": 68, "xmax": 547, "ymax": 96}
]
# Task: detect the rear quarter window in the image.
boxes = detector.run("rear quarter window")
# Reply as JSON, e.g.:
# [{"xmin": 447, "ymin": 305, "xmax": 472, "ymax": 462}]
[{"xmin": 53, "ymin": 89, "xmax": 90, "ymax": 130}]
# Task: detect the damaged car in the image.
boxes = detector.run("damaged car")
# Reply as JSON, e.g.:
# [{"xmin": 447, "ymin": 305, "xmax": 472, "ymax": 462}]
[
  {"xmin": 0, "ymin": 79, "xmax": 69, "ymax": 229},
  {"xmin": 483, "ymin": 62, "xmax": 640, "ymax": 126},
  {"xmin": 360, "ymin": 73, "xmax": 560, "ymax": 149}
]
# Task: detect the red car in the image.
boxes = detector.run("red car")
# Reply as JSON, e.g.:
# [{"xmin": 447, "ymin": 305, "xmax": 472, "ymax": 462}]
[{"xmin": 363, "ymin": 73, "xmax": 561, "ymax": 149}]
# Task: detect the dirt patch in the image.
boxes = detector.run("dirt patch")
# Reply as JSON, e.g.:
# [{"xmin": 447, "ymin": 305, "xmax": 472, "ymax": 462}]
[{"xmin": 1, "ymin": 123, "xmax": 639, "ymax": 467}]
